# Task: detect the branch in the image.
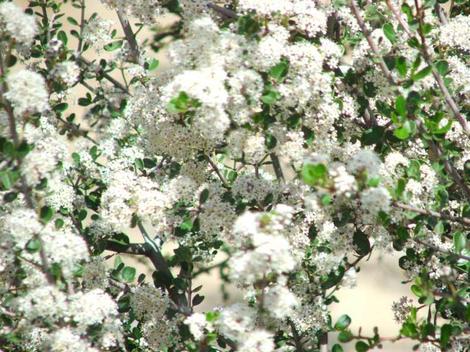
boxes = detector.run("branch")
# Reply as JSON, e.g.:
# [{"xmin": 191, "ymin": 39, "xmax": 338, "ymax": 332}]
[
  {"xmin": 349, "ymin": 0, "xmax": 395, "ymax": 85},
  {"xmin": 394, "ymin": 202, "xmax": 470, "ymax": 227},
  {"xmin": 270, "ymin": 153, "xmax": 285, "ymax": 183},
  {"xmin": 206, "ymin": 155, "xmax": 230, "ymax": 188},
  {"xmin": 77, "ymin": 0, "xmax": 86, "ymax": 53},
  {"xmin": 76, "ymin": 56, "xmax": 129, "ymax": 93},
  {"xmin": 116, "ymin": 9, "xmax": 140, "ymax": 63},
  {"xmin": 136, "ymin": 221, "xmax": 190, "ymax": 312},
  {"xmin": 414, "ymin": 238, "xmax": 470, "ymax": 262},
  {"xmin": 105, "ymin": 240, "xmax": 149, "ymax": 255},
  {"xmin": 207, "ymin": 3, "xmax": 238, "ymax": 19},
  {"xmin": 386, "ymin": 0, "xmax": 469, "ymax": 135}
]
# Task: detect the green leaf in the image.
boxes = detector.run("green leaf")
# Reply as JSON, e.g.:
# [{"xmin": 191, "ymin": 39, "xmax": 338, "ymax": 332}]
[
  {"xmin": 40, "ymin": 206, "xmax": 54, "ymax": 224},
  {"xmin": 146, "ymin": 58, "xmax": 159, "ymax": 71},
  {"xmin": 269, "ymin": 60, "xmax": 289, "ymax": 82},
  {"xmin": 383, "ymin": 23, "xmax": 397, "ymax": 43},
  {"xmin": 237, "ymin": 15, "xmax": 260, "ymax": 37},
  {"xmin": 67, "ymin": 16, "xmax": 78, "ymax": 25},
  {"xmin": 57, "ymin": 30, "xmax": 68, "ymax": 46},
  {"xmin": 332, "ymin": 344, "xmax": 344, "ymax": 352},
  {"xmin": 199, "ymin": 189, "xmax": 209, "ymax": 204},
  {"xmin": 396, "ymin": 56, "xmax": 408, "ymax": 77},
  {"xmin": 435, "ymin": 60, "xmax": 449, "ymax": 76},
  {"xmin": 412, "ymin": 66, "xmax": 432, "ymax": 81},
  {"xmin": 3, "ymin": 191, "xmax": 17, "ymax": 203},
  {"xmin": 0, "ymin": 171, "xmax": 12, "ymax": 189},
  {"xmin": 261, "ymin": 89, "xmax": 281, "ymax": 105},
  {"xmin": 26, "ymin": 238, "xmax": 41, "ymax": 253},
  {"xmin": 54, "ymin": 103, "xmax": 68, "ymax": 112},
  {"xmin": 395, "ymin": 95, "xmax": 407, "ymax": 118},
  {"xmin": 353, "ymin": 231, "xmax": 371, "ymax": 256},
  {"xmin": 192, "ymin": 294, "xmax": 205, "ymax": 306},
  {"xmin": 411, "ymin": 284, "xmax": 425, "ymax": 298},
  {"xmin": 302, "ymin": 163, "xmax": 328, "ymax": 186},
  {"xmin": 167, "ymin": 91, "xmax": 197, "ymax": 113},
  {"xmin": 78, "ymin": 97, "xmax": 91, "ymax": 106},
  {"xmin": 104, "ymin": 40, "xmax": 123, "ymax": 51},
  {"xmin": 334, "ymin": 315, "xmax": 352, "ymax": 330},
  {"xmin": 121, "ymin": 266, "xmax": 136, "ymax": 282},
  {"xmin": 394, "ymin": 120, "xmax": 414, "ymax": 140},
  {"xmin": 355, "ymin": 341, "xmax": 369, "ymax": 352},
  {"xmin": 338, "ymin": 330, "xmax": 353, "ymax": 343},
  {"xmin": 440, "ymin": 324, "xmax": 452, "ymax": 348},
  {"xmin": 453, "ymin": 232, "xmax": 466, "ymax": 254}
]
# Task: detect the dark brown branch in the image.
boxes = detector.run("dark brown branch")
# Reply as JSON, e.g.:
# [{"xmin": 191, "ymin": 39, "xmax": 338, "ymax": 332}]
[
  {"xmin": 76, "ymin": 56, "xmax": 129, "ymax": 93},
  {"xmin": 105, "ymin": 240, "xmax": 149, "ymax": 255},
  {"xmin": 207, "ymin": 3, "xmax": 238, "ymax": 19},
  {"xmin": 270, "ymin": 153, "xmax": 285, "ymax": 183},
  {"xmin": 116, "ymin": 9, "xmax": 140, "ymax": 63},
  {"xmin": 394, "ymin": 202, "xmax": 470, "ymax": 227}
]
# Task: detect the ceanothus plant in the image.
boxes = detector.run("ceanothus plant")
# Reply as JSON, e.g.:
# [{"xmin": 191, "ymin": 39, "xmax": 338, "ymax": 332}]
[{"xmin": 0, "ymin": 0, "xmax": 469, "ymax": 351}]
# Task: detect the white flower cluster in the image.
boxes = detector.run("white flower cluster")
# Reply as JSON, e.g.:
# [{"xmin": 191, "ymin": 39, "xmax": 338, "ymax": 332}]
[
  {"xmin": 0, "ymin": 2, "xmax": 37, "ymax": 46},
  {"xmin": 440, "ymin": 15, "xmax": 470, "ymax": 51},
  {"xmin": 3, "ymin": 70, "xmax": 49, "ymax": 116}
]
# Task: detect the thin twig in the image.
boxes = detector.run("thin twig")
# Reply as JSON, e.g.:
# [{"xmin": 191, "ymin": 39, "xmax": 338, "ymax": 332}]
[
  {"xmin": 76, "ymin": 56, "xmax": 129, "ymax": 93},
  {"xmin": 116, "ymin": 9, "xmax": 140, "ymax": 63},
  {"xmin": 77, "ymin": 0, "xmax": 86, "ymax": 53},
  {"xmin": 207, "ymin": 155, "xmax": 230, "ymax": 188},
  {"xmin": 207, "ymin": 3, "xmax": 238, "ymax": 19},
  {"xmin": 270, "ymin": 153, "xmax": 285, "ymax": 183},
  {"xmin": 394, "ymin": 202, "xmax": 470, "ymax": 227}
]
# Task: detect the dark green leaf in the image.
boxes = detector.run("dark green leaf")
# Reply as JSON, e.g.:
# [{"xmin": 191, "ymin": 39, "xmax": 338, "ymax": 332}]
[
  {"xmin": 26, "ymin": 238, "xmax": 41, "ymax": 253},
  {"xmin": 412, "ymin": 66, "xmax": 432, "ymax": 81},
  {"xmin": 395, "ymin": 95, "xmax": 407, "ymax": 118},
  {"xmin": 353, "ymin": 231, "xmax": 371, "ymax": 256},
  {"xmin": 192, "ymin": 294, "xmax": 205, "ymax": 306},
  {"xmin": 57, "ymin": 30, "xmax": 68, "ymax": 46},
  {"xmin": 67, "ymin": 16, "xmax": 78, "ymax": 25},
  {"xmin": 199, "ymin": 189, "xmax": 209, "ymax": 204},
  {"xmin": 40, "ymin": 206, "xmax": 54, "ymax": 224},
  {"xmin": 383, "ymin": 23, "xmax": 397, "ymax": 43},
  {"xmin": 440, "ymin": 324, "xmax": 452, "ymax": 348},
  {"xmin": 335, "ymin": 315, "xmax": 352, "ymax": 330},
  {"xmin": 396, "ymin": 56, "xmax": 408, "ymax": 77},
  {"xmin": 435, "ymin": 60, "xmax": 449, "ymax": 76},
  {"xmin": 121, "ymin": 266, "xmax": 136, "ymax": 282},
  {"xmin": 332, "ymin": 344, "xmax": 344, "ymax": 352},
  {"xmin": 453, "ymin": 232, "xmax": 466, "ymax": 254},
  {"xmin": 355, "ymin": 341, "xmax": 369, "ymax": 352},
  {"xmin": 302, "ymin": 163, "xmax": 328, "ymax": 186},
  {"xmin": 261, "ymin": 89, "xmax": 281, "ymax": 105},
  {"xmin": 338, "ymin": 330, "xmax": 353, "ymax": 343},
  {"xmin": 104, "ymin": 40, "xmax": 123, "ymax": 51},
  {"xmin": 269, "ymin": 60, "xmax": 289, "ymax": 82}
]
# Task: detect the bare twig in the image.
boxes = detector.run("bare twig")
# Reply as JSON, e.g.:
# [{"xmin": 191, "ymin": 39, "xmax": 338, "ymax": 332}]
[
  {"xmin": 207, "ymin": 155, "xmax": 230, "ymax": 188},
  {"xmin": 76, "ymin": 56, "xmax": 129, "ymax": 93},
  {"xmin": 394, "ymin": 202, "xmax": 470, "ymax": 227},
  {"xmin": 207, "ymin": 3, "xmax": 238, "ymax": 19},
  {"xmin": 116, "ymin": 9, "xmax": 140, "ymax": 63},
  {"xmin": 270, "ymin": 153, "xmax": 285, "ymax": 183},
  {"xmin": 77, "ymin": 0, "xmax": 86, "ymax": 53}
]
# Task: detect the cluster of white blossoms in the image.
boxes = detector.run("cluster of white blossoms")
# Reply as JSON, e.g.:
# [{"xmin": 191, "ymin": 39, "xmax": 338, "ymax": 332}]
[
  {"xmin": 1, "ymin": 0, "xmax": 470, "ymax": 351},
  {"xmin": 0, "ymin": 2, "xmax": 37, "ymax": 46}
]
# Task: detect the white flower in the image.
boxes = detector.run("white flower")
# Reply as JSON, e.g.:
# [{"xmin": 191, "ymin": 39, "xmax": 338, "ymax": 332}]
[
  {"xmin": 348, "ymin": 150, "xmax": 382, "ymax": 177},
  {"xmin": 70, "ymin": 289, "xmax": 120, "ymax": 329},
  {"xmin": 360, "ymin": 187, "xmax": 391, "ymax": 215},
  {"xmin": 218, "ymin": 303, "xmax": 256, "ymax": 341},
  {"xmin": 0, "ymin": 2, "xmax": 37, "ymax": 46},
  {"xmin": 3, "ymin": 70, "xmax": 49, "ymax": 115},
  {"xmin": 184, "ymin": 313, "xmax": 208, "ymax": 340},
  {"xmin": 51, "ymin": 61, "xmax": 80, "ymax": 87},
  {"xmin": 264, "ymin": 284, "xmax": 299, "ymax": 320},
  {"xmin": 238, "ymin": 330, "xmax": 274, "ymax": 352},
  {"xmin": 46, "ymin": 328, "xmax": 99, "ymax": 352},
  {"xmin": 130, "ymin": 285, "xmax": 168, "ymax": 321},
  {"xmin": 440, "ymin": 15, "xmax": 470, "ymax": 51}
]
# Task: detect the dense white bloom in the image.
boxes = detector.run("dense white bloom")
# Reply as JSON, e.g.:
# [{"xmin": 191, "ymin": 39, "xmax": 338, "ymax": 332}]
[
  {"xmin": 1, "ymin": 208, "xmax": 42, "ymax": 249},
  {"xmin": 238, "ymin": 330, "xmax": 275, "ymax": 352},
  {"xmin": 348, "ymin": 150, "xmax": 382, "ymax": 177},
  {"xmin": 130, "ymin": 285, "xmax": 168, "ymax": 321},
  {"xmin": 3, "ymin": 70, "xmax": 49, "ymax": 115},
  {"xmin": 82, "ymin": 16, "xmax": 113, "ymax": 47},
  {"xmin": 70, "ymin": 289, "xmax": 120, "ymax": 329},
  {"xmin": 142, "ymin": 318, "xmax": 175, "ymax": 350},
  {"xmin": 264, "ymin": 284, "xmax": 299, "ymax": 319},
  {"xmin": 51, "ymin": 61, "xmax": 80, "ymax": 87},
  {"xmin": 15, "ymin": 285, "xmax": 68, "ymax": 322},
  {"xmin": 218, "ymin": 303, "xmax": 256, "ymax": 341},
  {"xmin": 238, "ymin": 0, "xmax": 292, "ymax": 16},
  {"xmin": 360, "ymin": 187, "xmax": 391, "ymax": 215},
  {"xmin": 184, "ymin": 313, "xmax": 208, "ymax": 340},
  {"xmin": 440, "ymin": 15, "xmax": 470, "ymax": 51},
  {"xmin": 0, "ymin": 2, "xmax": 37, "ymax": 46},
  {"xmin": 45, "ymin": 328, "xmax": 98, "ymax": 352}
]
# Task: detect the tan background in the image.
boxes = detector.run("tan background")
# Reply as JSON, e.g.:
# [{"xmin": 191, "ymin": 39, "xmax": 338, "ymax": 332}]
[{"xmin": 15, "ymin": 1, "xmax": 416, "ymax": 350}]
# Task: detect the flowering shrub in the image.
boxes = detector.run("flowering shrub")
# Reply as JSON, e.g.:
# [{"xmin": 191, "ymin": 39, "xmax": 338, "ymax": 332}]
[{"xmin": 0, "ymin": 0, "xmax": 469, "ymax": 351}]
